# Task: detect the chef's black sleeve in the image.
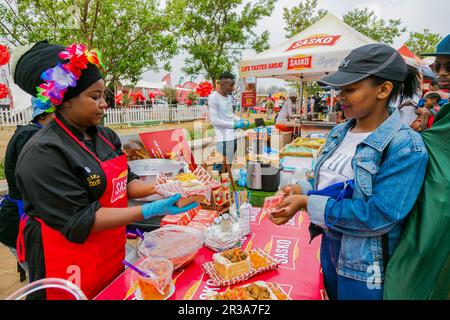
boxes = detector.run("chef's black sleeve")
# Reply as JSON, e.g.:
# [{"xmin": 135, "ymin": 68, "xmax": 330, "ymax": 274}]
[{"xmin": 16, "ymin": 142, "xmax": 99, "ymax": 244}]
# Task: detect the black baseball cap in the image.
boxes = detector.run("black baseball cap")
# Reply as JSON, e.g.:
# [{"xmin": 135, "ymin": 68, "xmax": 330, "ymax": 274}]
[{"xmin": 319, "ymin": 43, "xmax": 407, "ymax": 87}]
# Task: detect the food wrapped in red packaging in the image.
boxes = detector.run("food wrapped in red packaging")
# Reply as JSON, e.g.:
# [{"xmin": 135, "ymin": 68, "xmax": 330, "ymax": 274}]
[
  {"xmin": 187, "ymin": 209, "xmax": 219, "ymax": 230},
  {"xmin": 160, "ymin": 206, "xmax": 200, "ymax": 226}
]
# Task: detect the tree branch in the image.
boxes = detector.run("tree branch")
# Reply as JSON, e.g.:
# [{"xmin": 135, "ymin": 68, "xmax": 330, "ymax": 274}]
[
  {"xmin": 0, "ymin": 20, "xmax": 23, "ymax": 45},
  {"xmin": 89, "ymin": 0, "xmax": 101, "ymax": 47}
]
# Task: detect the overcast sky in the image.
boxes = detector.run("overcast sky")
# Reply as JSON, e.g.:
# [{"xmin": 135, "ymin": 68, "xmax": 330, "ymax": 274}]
[{"xmin": 143, "ymin": 0, "xmax": 448, "ymax": 88}]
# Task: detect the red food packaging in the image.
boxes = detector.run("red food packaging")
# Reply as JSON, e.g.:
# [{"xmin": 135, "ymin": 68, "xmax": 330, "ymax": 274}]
[
  {"xmin": 160, "ymin": 205, "xmax": 200, "ymax": 227},
  {"xmin": 192, "ymin": 209, "xmax": 218, "ymax": 222},
  {"xmin": 187, "ymin": 221, "xmax": 210, "ymax": 231}
]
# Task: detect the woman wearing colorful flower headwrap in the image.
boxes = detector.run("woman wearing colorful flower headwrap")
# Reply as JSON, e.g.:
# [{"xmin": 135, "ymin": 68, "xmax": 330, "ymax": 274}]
[{"xmin": 12, "ymin": 41, "xmax": 198, "ymax": 300}]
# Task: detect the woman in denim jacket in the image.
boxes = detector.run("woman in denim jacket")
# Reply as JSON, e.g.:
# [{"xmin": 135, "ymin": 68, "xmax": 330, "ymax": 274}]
[{"xmin": 272, "ymin": 44, "xmax": 429, "ymax": 300}]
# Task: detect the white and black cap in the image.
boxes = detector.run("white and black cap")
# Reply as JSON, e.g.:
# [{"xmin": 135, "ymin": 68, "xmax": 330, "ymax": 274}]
[{"xmin": 319, "ymin": 44, "xmax": 408, "ymax": 87}]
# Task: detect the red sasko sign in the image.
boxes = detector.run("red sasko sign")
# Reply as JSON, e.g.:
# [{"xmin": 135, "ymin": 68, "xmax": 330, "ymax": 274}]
[
  {"xmin": 286, "ymin": 35, "xmax": 341, "ymax": 51},
  {"xmin": 287, "ymin": 55, "xmax": 312, "ymax": 70}
]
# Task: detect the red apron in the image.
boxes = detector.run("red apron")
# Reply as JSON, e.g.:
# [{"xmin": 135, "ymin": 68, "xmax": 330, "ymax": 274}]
[{"xmin": 17, "ymin": 117, "xmax": 128, "ymax": 299}]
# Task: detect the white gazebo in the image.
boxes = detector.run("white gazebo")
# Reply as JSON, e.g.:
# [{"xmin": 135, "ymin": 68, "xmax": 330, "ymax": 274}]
[{"xmin": 239, "ymin": 13, "xmax": 377, "ymax": 111}]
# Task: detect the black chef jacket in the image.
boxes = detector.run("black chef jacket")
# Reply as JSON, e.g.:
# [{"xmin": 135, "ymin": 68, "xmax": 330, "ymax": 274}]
[
  {"xmin": 15, "ymin": 113, "xmax": 139, "ymax": 299},
  {"xmin": 0, "ymin": 123, "xmax": 40, "ymax": 248}
]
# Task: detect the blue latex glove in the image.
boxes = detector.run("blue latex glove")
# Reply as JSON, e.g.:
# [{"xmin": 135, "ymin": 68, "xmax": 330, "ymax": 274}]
[
  {"xmin": 243, "ymin": 120, "xmax": 250, "ymax": 129},
  {"xmin": 234, "ymin": 119, "xmax": 245, "ymax": 129},
  {"xmin": 141, "ymin": 194, "xmax": 198, "ymax": 219}
]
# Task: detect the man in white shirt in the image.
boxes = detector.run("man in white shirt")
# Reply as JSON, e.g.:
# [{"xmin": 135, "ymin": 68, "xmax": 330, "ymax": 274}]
[
  {"xmin": 208, "ymin": 72, "xmax": 249, "ymax": 172},
  {"xmin": 276, "ymin": 91, "xmax": 297, "ymax": 123}
]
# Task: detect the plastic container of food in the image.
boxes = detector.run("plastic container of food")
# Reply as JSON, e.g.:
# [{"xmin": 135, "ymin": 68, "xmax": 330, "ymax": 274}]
[
  {"xmin": 137, "ymin": 225, "xmax": 204, "ymax": 270},
  {"xmin": 136, "ymin": 257, "xmax": 174, "ymax": 300}
]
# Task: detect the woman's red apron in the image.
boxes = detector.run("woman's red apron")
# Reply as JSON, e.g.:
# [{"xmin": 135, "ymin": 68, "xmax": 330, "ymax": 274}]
[{"xmin": 17, "ymin": 117, "xmax": 128, "ymax": 299}]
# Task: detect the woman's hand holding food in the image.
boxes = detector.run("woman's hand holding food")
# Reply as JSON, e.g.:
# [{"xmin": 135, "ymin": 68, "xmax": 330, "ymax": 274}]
[
  {"xmin": 276, "ymin": 184, "xmax": 303, "ymax": 198},
  {"xmin": 269, "ymin": 195, "xmax": 308, "ymax": 225}
]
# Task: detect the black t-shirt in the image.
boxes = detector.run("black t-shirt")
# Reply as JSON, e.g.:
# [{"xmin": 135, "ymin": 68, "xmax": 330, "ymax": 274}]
[
  {"xmin": 15, "ymin": 113, "xmax": 138, "ymax": 297},
  {"xmin": 0, "ymin": 123, "xmax": 40, "ymax": 248}
]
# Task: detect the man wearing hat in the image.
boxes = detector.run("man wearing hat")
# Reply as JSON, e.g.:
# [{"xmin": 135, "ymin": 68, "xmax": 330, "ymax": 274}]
[
  {"xmin": 276, "ymin": 90, "xmax": 297, "ymax": 124},
  {"xmin": 422, "ymin": 34, "xmax": 450, "ymax": 99},
  {"xmin": 0, "ymin": 98, "xmax": 54, "ymax": 276}
]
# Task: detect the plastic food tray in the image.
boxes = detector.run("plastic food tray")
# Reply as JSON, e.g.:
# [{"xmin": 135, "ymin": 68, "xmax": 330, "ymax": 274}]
[
  {"xmin": 279, "ymin": 145, "xmax": 314, "ymax": 158},
  {"xmin": 290, "ymin": 137, "xmax": 326, "ymax": 149},
  {"xmin": 202, "ymin": 248, "xmax": 279, "ymax": 286}
]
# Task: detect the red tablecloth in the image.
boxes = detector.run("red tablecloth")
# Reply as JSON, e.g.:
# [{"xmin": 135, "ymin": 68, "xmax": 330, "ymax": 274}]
[{"xmin": 94, "ymin": 208, "xmax": 325, "ymax": 300}]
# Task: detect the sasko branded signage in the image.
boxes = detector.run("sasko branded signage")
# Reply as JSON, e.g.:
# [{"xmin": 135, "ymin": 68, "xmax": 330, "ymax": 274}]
[
  {"xmin": 287, "ymin": 55, "xmax": 312, "ymax": 70},
  {"xmin": 286, "ymin": 34, "xmax": 341, "ymax": 51}
]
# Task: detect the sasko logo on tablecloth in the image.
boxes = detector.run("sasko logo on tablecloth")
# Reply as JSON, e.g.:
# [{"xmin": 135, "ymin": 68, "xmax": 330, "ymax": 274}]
[
  {"xmin": 286, "ymin": 34, "xmax": 341, "ymax": 51},
  {"xmin": 185, "ymin": 277, "xmax": 223, "ymax": 300},
  {"xmin": 264, "ymin": 236, "xmax": 300, "ymax": 270},
  {"xmin": 287, "ymin": 55, "xmax": 312, "ymax": 70}
]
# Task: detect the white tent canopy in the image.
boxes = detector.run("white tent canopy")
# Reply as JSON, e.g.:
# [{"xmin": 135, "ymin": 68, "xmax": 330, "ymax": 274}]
[
  {"xmin": 239, "ymin": 13, "xmax": 377, "ymax": 82},
  {"xmin": 120, "ymin": 80, "xmax": 167, "ymax": 89},
  {"xmin": 3, "ymin": 71, "xmax": 33, "ymax": 111}
]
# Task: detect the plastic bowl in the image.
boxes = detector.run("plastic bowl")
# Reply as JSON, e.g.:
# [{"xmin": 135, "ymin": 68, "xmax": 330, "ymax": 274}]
[
  {"xmin": 275, "ymin": 123, "xmax": 295, "ymax": 132},
  {"xmin": 137, "ymin": 225, "xmax": 204, "ymax": 270}
]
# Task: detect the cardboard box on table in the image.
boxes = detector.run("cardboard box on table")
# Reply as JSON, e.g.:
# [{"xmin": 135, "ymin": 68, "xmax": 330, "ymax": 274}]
[{"xmin": 270, "ymin": 131, "xmax": 293, "ymax": 151}]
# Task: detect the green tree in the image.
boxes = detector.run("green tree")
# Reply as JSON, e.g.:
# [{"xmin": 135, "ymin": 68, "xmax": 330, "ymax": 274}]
[
  {"xmin": 186, "ymin": 91, "xmax": 199, "ymax": 103},
  {"xmin": 343, "ymin": 8, "xmax": 406, "ymax": 44},
  {"xmin": 167, "ymin": 0, "xmax": 276, "ymax": 87},
  {"xmin": 162, "ymin": 86, "xmax": 178, "ymax": 105},
  {"xmin": 0, "ymin": 0, "xmax": 178, "ymax": 86},
  {"xmin": 282, "ymin": 0, "xmax": 327, "ymax": 38},
  {"xmin": 405, "ymin": 29, "xmax": 442, "ymax": 58}
]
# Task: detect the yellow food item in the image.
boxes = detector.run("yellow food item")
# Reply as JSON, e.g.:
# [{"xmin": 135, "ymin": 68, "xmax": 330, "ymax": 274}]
[
  {"xmin": 222, "ymin": 248, "xmax": 248, "ymax": 263},
  {"xmin": 213, "ymin": 248, "xmax": 251, "ymax": 280},
  {"xmin": 174, "ymin": 173, "xmax": 198, "ymax": 182},
  {"xmin": 249, "ymin": 251, "xmax": 270, "ymax": 269},
  {"xmin": 215, "ymin": 283, "xmax": 273, "ymax": 300}
]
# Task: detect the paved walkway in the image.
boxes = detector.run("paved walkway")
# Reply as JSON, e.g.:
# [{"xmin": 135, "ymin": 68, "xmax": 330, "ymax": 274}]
[{"xmin": 0, "ymin": 244, "xmax": 26, "ymax": 299}]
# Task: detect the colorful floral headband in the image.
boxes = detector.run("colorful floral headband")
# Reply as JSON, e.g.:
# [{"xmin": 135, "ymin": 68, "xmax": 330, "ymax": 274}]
[{"xmin": 35, "ymin": 43, "xmax": 104, "ymax": 112}]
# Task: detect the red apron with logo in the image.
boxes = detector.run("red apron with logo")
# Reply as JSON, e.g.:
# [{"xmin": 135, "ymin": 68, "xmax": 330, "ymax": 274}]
[{"xmin": 18, "ymin": 117, "xmax": 128, "ymax": 299}]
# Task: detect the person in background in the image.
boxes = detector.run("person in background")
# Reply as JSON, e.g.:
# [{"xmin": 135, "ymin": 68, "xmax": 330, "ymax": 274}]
[
  {"xmin": 271, "ymin": 44, "xmax": 428, "ymax": 300},
  {"xmin": 325, "ymin": 94, "xmax": 331, "ymax": 113},
  {"xmin": 276, "ymin": 91, "xmax": 297, "ymax": 124},
  {"xmin": 422, "ymin": 34, "xmax": 450, "ymax": 99},
  {"xmin": 410, "ymin": 92, "xmax": 442, "ymax": 131},
  {"xmin": 208, "ymin": 72, "xmax": 249, "ymax": 173},
  {"xmin": 313, "ymin": 92, "xmax": 322, "ymax": 114},
  {"xmin": 333, "ymin": 96, "xmax": 347, "ymax": 124},
  {"xmin": 0, "ymin": 98, "xmax": 55, "ymax": 277},
  {"xmin": 429, "ymin": 78, "xmax": 439, "ymax": 92}
]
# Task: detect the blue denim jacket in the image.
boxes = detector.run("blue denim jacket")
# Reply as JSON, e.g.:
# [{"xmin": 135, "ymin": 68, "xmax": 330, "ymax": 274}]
[{"xmin": 298, "ymin": 109, "xmax": 428, "ymax": 283}]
